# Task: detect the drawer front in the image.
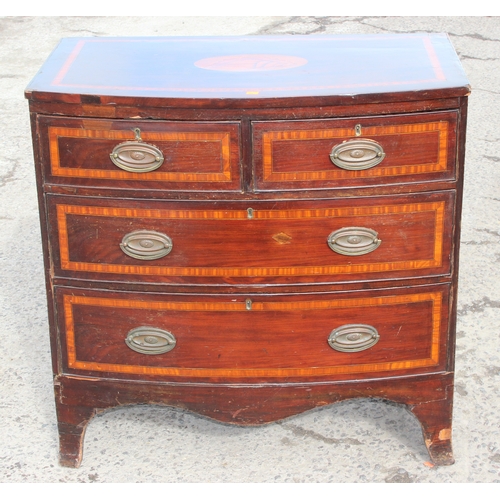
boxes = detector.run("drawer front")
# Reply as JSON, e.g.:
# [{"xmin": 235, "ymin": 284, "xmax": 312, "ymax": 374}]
[
  {"xmin": 38, "ymin": 116, "xmax": 242, "ymax": 192},
  {"xmin": 252, "ymin": 111, "xmax": 458, "ymax": 191},
  {"xmin": 56, "ymin": 285, "xmax": 450, "ymax": 381},
  {"xmin": 48, "ymin": 192, "xmax": 455, "ymax": 284}
]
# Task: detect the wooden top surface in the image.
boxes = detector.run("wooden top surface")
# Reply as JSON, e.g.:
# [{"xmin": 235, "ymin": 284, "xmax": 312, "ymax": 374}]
[{"xmin": 25, "ymin": 34, "xmax": 470, "ymax": 105}]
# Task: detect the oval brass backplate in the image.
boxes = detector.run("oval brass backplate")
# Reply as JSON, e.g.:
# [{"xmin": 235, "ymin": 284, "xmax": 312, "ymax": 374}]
[
  {"xmin": 120, "ymin": 230, "xmax": 173, "ymax": 260},
  {"xmin": 327, "ymin": 227, "xmax": 381, "ymax": 256},
  {"xmin": 110, "ymin": 141, "xmax": 164, "ymax": 173},
  {"xmin": 125, "ymin": 326, "xmax": 176, "ymax": 355},
  {"xmin": 328, "ymin": 324, "xmax": 380, "ymax": 353},
  {"xmin": 329, "ymin": 138, "xmax": 385, "ymax": 170}
]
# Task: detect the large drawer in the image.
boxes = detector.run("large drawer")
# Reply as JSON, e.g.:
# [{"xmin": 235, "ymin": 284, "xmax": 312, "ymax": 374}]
[
  {"xmin": 47, "ymin": 191, "xmax": 455, "ymax": 285},
  {"xmin": 56, "ymin": 284, "xmax": 450, "ymax": 382},
  {"xmin": 38, "ymin": 116, "xmax": 242, "ymax": 192},
  {"xmin": 252, "ymin": 111, "xmax": 458, "ymax": 191}
]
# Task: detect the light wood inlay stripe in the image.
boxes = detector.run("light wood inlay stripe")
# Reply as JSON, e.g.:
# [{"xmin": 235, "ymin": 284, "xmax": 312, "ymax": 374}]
[
  {"xmin": 48, "ymin": 126, "xmax": 232, "ymax": 182},
  {"xmin": 56, "ymin": 202, "xmax": 445, "ymax": 277},
  {"xmin": 262, "ymin": 121, "xmax": 449, "ymax": 181},
  {"xmin": 64, "ymin": 292, "xmax": 443, "ymax": 377}
]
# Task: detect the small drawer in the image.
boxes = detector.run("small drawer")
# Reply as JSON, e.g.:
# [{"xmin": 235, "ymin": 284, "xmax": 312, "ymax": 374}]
[
  {"xmin": 48, "ymin": 191, "xmax": 454, "ymax": 285},
  {"xmin": 252, "ymin": 111, "xmax": 458, "ymax": 191},
  {"xmin": 56, "ymin": 285, "xmax": 450, "ymax": 382},
  {"xmin": 38, "ymin": 116, "xmax": 242, "ymax": 192}
]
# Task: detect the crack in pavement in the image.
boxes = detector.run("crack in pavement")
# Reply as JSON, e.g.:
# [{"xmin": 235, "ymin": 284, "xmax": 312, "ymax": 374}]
[
  {"xmin": 448, "ymin": 32, "xmax": 500, "ymax": 43},
  {"xmin": 280, "ymin": 423, "xmax": 363, "ymax": 446},
  {"xmin": 459, "ymin": 54, "xmax": 500, "ymax": 62},
  {"xmin": 0, "ymin": 164, "xmax": 18, "ymax": 188},
  {"xmin": 484, "ymin": 155, "xmax": 500, "ymax": 162},
  {"xmin": 254, "ymin": 16, "xmax": 375, "ymax": 35},
  {"xmin": 475, "ymin": 228, "xmax": 500, "ymax": 238},
  {"xmin": 473, "ymin": 88, "xmax": 500, "ymax": 95},
  {"xmin": 457, "ymin": 296, "xmax": 500, "ymax": 316},
  {"xmin": 462, "ymin": 240, "xmax": 496, "ymax": 245}
]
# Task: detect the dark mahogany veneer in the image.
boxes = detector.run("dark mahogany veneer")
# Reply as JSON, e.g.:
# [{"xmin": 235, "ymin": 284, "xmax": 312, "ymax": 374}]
[{"xmin": 26, "ymin": 34, "xmax": 470, "ymax": 467}]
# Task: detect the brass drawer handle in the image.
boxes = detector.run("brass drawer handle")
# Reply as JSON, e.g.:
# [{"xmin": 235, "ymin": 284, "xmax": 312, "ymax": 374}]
[
  {"xmin": 328, "ymin": 324, "xmax": 380, "ymax": 353},
  {"xmin": 120, "ymin": 230, "xmax": 173, "ymax": 260},
  {"xmin": 110, "ymin": 128, "xmax": 164, "ymax": 173},
  {"xmin": 125, "ymin": 326, "xmax": 176, "ymax": 355},
  {"xmin": 327, "ymin": 227, "xmax": 381, "ymax": 256},
  {"xmin": 329, "ymin": 138, "xmax": 385, "ymax": 170}
]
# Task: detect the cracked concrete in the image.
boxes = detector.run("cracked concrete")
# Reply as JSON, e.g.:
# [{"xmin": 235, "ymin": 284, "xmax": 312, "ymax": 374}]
[
  {"xmin": 280, "ymin": 423, "xmax": 364, "ymax": 447},
  {"xmin": 0, "ymin": 16, "xmax": 499, "ymax": 483},
  {"xmin": 457, "ymin": 297, "xmax": 500, "ymax": 316},
  {"xmin": 384, "ymin": 467, "xmax": 416, "ymax": 483}
]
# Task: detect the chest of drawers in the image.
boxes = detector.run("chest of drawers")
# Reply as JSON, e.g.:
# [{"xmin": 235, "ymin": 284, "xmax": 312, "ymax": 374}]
[{"xmin": 25, "ymin": 34, "xmax": 470, "ymax": 468}]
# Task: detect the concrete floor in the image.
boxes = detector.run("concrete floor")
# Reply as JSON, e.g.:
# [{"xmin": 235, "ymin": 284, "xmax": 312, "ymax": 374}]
[{"xmin": 0, "ymin": 16, "xmax": 499, "ymax": 483}]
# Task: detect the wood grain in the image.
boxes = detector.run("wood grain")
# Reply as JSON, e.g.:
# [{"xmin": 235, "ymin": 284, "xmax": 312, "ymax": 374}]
[
  {"xmin": 39, "ymin": 116, "xmax": 242, "ymax": 192},
  {"xmin": 49, "ymin": 127, "xmax": 232, "ymax": 182},
  {"xmin": 53, "ymin": 373, "xmax": 455, "ymax": 467},
  {"xmin": 59, "ymin": 286, "xmax": 448, "ymax": 379},
  {"xmin": 52, "ymin": 195, "xmax": 451, "ymax": 282},
  {"xmin": 26, "ymin": 34, "xmax": 469, "ymax": 467},
  {"xmin": 253, "ymin": 111, "xmax": 458, "ymax": 190}
]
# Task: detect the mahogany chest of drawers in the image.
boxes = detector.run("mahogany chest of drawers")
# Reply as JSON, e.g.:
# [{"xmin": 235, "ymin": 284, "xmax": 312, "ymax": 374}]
[{"xmin": 25, "ymin": 34, "xmax": 470, "ymax": 467}]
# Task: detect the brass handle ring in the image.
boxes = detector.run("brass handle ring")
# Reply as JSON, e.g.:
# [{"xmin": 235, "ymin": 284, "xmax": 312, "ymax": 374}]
[
  {"xmin": 120, "ymin": 230, "xmax": 173, "ymax": 260},
  {"xmin": 110, "ymin": 128, "xmax": 164, "ymax": 173},
  {"xmin": 125, "ymin": 326, "xmax": 176, "ymax": 355},
  {"xmin": 327, "ymin": 227, "xmax": 381, "ymax": 256},
  {"xmin": 330, "ymin": 138, "xmax": 385, "ymax": 170},
  {"xmin": 328, "ymin": 324, "xmax": 380, "ymax": 353}
]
